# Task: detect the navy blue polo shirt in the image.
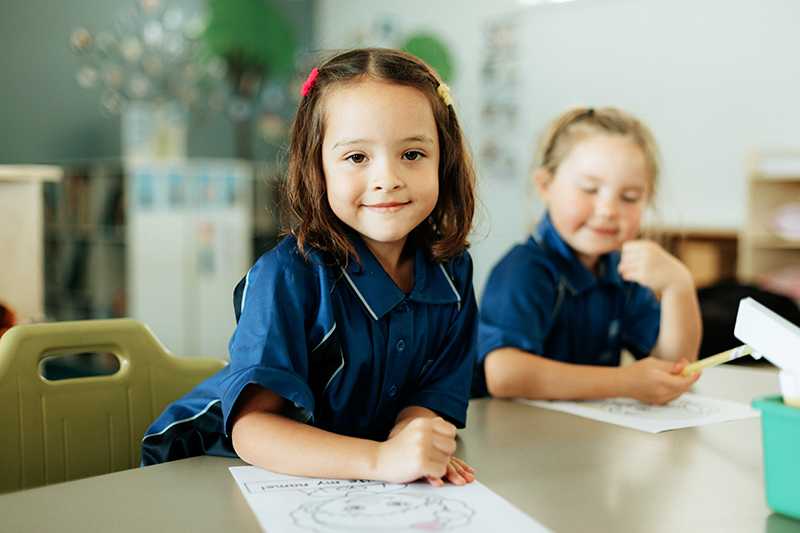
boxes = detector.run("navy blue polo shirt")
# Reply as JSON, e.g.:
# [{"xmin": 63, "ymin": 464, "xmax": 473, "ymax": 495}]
[
  {"xmin": 142, "ymin": 234, "xmax": 477, "ymax": 465},
  {"xmin": 474, "ymin": 214, "xmax": 660, "ymax": 397}
]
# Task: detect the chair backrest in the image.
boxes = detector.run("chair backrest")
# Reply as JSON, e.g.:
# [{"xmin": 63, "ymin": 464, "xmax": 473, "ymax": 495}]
[{"xmin": 0, "ymin": 319, "xmax": 226, "ymax": 493}]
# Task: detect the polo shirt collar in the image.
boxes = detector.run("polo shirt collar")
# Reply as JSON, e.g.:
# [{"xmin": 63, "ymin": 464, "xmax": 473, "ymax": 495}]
[
  {"xmin": 533, "ymin": 213, "xmax": 624, "ymax": 293},
  {"xmin": 340, "ymin": 234, "xmax": 461, "ymax": 320}
]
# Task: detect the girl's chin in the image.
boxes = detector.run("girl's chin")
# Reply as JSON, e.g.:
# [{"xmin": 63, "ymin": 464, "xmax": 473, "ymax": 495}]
[{"xmin": 572, "ymin": 235, "xmax": 620, "ymax": 251}]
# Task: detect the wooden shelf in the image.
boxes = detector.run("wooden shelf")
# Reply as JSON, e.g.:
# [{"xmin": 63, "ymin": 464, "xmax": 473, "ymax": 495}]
[
  {"xmin": 649, "ymin": 226, "xmax": 738, "ymax": 288},
  {"xmin": 744, "ymin": 233, "xmax": 800, "ymax": 249},
  {"xmin": 739, "ymin": 151, "xmax": 800, "ymax": 281},
  {"xmin": 0, "ymin": 165, "xmax": 62, "ymax": 182},
  {"xmin": 751, "ymin": 174, "xmax": 800, "ymax": 183}
]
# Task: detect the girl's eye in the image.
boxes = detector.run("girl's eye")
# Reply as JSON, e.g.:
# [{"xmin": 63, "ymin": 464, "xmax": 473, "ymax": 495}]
[
  {"xmin": 580, "ymin": 186, "xmax": 598, "ymax": 194},
  {"xmin": 622, "ymin": 192, "xmax": 643, "ymax": 203},
  {"xmin": 346, "ymin": 153, "xmax": 366, "ymax": 164},
  {"xmin": 402, "ymin": 150, "xmax": 424, "ymax": 161}
]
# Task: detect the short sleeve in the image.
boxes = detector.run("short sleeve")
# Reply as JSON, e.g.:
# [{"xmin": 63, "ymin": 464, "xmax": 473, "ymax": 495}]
[
  {"xmin": 477, "ymin": 247, "xmax": 558, "ymax": 361},
  {"xmin": 220, "ymin": 247, "xmax": 322, "ymax": 436},
  {"xmin": 621, "ymin": 283, "xmax": 661, "ymax": 359},
  {"xmin": 405, "ymin": 252, "xmax": 477, "ymax": 428}
]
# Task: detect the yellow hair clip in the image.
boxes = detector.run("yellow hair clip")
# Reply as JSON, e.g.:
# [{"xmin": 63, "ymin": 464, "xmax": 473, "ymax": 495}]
[{"xmin": 437, "ymin": 83, "xmax": 453, "ymax": 107}]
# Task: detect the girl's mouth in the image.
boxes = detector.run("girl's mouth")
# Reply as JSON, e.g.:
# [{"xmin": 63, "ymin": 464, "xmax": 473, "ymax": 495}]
[
  {"xmin": 589, "ymin": 226, "xmax": 619, "ymax": 236},
  {"xmin": 363, "ymin": 201, "xmax": 411, "ymax": 212}
]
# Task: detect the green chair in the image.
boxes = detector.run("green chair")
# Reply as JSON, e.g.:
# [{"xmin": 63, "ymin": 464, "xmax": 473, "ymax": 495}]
[{"xmin": 0, "ymin": 319, "xmax": 226, "ymax": 493}]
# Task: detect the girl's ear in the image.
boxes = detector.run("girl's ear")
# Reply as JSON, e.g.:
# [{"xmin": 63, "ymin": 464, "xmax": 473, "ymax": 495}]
[{"xmin": 533, "ymin": 168, "xmax": 552, "ymax": 200}]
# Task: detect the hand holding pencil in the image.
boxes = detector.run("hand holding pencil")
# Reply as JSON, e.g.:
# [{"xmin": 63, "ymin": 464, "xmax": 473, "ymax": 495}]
[{"xmin": 680, "ymin": 345, "xmax": 754, "ymax": 377}]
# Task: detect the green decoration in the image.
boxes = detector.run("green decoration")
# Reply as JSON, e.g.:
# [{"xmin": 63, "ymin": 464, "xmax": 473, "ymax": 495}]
[
  {"xmin": 204, "ymin": 0, "xmax": 296, "ymax": 78},
  {"xmin": 203, "ymin": 0, "xmax": 296, "ymax": 158},
  {"xmin": 401, "ymin": 33, "xmax": 455, "ymax": 83}
]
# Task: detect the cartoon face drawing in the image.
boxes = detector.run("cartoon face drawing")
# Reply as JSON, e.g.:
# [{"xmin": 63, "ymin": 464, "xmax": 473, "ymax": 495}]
[{"xmin": 291, "ymin": 492, "xmax": 474, "ymax": 532}]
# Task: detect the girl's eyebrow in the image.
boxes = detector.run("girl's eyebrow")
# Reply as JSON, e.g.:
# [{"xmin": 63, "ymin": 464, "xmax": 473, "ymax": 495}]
[
  {"xmin": 331, "ymin": 135, "xmax": 435, "ymax": 150},
  {"xmin": 400, "ymin": 135, "xmax": 435, "ymax": 146},
  {"xmin": 332, "ymin": 138, "xmax": 371, "ymax": 150},
  {"xmin": 581, "ymin": 173, "xmax": 645, "ymax": 190}
]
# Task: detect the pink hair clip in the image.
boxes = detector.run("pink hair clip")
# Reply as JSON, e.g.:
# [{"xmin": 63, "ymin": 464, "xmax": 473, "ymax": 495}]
[{"xmin": 300, "ymin": 68, "xmax": 319, "ymax": 97}]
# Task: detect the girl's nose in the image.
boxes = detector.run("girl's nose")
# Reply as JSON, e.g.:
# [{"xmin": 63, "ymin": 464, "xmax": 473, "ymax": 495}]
[
  {"xmin": 595, "ymin": 196, "xmax": 619, "ymax": 218},
  {"xmin": 372, "ymin": 161, "xmax": 403, "ymax": 191}
]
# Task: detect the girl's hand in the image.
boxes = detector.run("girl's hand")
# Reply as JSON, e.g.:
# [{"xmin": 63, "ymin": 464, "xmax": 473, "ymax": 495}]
[
  {"xmin": 621, "ymin": 356, "xmax": 700, "ymax": 405},
  {"xmin": 426, "ymin": 456, "xmax": 476, "ymax": 486},
  {"xmin": 376, "ymin": 417, "xmax": 457, "ymax": 484},
  {"xmin": 618, "ymin": 240, "xmax": 693, "ymax": 293}
]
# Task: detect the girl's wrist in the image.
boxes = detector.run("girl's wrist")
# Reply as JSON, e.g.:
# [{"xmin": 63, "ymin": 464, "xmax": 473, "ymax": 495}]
[
  {"xmin": 615, "ymin": 365, "xmax": 634, "ymax": 398},
  {"xmin": 365, "ymin": 440, "xmax": 384, "ymax": 480},
  {"xmin": 665, "ymin": 263, "xmax": 695, "ymax": 293}
]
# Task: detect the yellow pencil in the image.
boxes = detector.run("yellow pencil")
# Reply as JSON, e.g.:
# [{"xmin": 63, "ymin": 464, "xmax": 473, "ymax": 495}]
[{"xmin": 681, "ymin": 345, "xmax": 754, "ymax": 376}]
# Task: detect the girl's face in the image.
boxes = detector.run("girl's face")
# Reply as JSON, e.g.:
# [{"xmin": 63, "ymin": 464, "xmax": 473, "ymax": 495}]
[
  {"xmin": 321, "ymin": 79, "xmax": 439, "ymax": 256},
  {"xmin": 537, "ymin": 134, "xmax": 651, "ymax": 270}
]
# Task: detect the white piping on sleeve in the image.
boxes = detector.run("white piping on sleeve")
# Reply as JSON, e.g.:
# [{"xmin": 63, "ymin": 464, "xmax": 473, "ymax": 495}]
[
  {"xmin": 141, "ymin": 399, "xmax": 221, "ymax": 441},
  {"xmin": 240, "ymin": 269, "xmax": 251, "ymax": 315}
]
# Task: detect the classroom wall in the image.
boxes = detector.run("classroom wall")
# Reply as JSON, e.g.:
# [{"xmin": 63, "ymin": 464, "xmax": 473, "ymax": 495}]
[
  {"xmin": 514, "ymin": 0, "xmax": 800, "ymax": 230},
  {"xmin": 315, "ymin": 0, "xmax": 800, "ymax": 298}
]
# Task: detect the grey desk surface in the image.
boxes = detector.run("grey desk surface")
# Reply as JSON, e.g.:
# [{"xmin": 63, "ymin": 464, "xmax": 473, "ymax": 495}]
[{"xmin": 2, "ymin": 365, "xmax": 799, "ymax": 533}]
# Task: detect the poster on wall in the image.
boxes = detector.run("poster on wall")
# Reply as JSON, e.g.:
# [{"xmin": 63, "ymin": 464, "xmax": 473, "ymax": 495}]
[{"xmin": 478, "ymin": 16, "xmax": 521, "ymax": 181}]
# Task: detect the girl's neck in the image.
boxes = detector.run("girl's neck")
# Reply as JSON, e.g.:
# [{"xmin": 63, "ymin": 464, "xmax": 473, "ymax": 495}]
[
  {"xmin": 576, "ymin": 252, "xmax": 600, "ymax": 274},
  {"xmin": 363, "ymin": 236, "xmax": 415, "ymax": 293}
]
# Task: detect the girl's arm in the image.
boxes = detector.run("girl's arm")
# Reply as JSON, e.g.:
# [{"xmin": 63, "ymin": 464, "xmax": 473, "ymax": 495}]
[
  {"xmin": 484, "ymin": 347, "xmax": 698, "ymax": 404},
  {"xmin": 231, "ymin": 385, "xmax": 456, "ymax": 483},
  {"xmin": 618, "ymin": 240, "xmax": 702, "ymax": 363},
  {"xmin": 649, "ymin": 276, "xmax": 702, "ymax": 362},
  {"xmin": 485, "ymin": 348, "xmax": 627, "ymax": 400}
]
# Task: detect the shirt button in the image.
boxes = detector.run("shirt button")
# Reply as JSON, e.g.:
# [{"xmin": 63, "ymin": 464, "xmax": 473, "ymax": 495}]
[
  {"xmin": 396, "ymin": 339, "xmax": 406, "ymax": 351},
  {"xmin": 388, "ymin": 385, "xmax": 398, "ymax": 397}
]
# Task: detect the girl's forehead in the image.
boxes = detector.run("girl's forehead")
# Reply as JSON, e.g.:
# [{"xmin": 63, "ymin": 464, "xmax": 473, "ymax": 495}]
[
  {"xmin": 322, "ymin": 79, "xmax": 437, "ymax": 143},
  {"xmin": 560, "ymin": 134, "xmax": 651, "ymax": 185}
]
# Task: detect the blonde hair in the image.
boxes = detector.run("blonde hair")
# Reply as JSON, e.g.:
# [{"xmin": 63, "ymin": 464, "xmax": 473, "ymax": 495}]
[{"xmin": 535, "ymin": 107, "xmax": 660, "ymax": 200}]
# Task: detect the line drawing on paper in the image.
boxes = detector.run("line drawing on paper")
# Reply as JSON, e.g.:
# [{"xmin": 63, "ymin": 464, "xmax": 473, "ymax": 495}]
[
  {"xmin": 582, "ymin": 397, "xmax": 719, "ymax": 420},
  {"xmin": 230, "ymin": 466, "xmax": 552, "ymax": 533},
  {"xmin": 290, "ymin": 487, "xmax": 475, "ymax": 532}
]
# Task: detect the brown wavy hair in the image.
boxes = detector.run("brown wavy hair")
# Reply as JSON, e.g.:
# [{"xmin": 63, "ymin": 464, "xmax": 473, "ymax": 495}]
[
  {"xmin": 0, "ymin": 302, "xmax": 16, "ymax": 339},
  {"xmin": 282, "ymin": 48, "xmax": 476, "ymax": 264}
]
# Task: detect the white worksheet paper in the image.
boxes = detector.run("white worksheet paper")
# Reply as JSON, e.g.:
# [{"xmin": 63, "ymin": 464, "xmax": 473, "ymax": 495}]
[
  {"xmin": 518, "ymin": 393, "xmax": 759, "ymax": 433},
  {"xmin": 229, "ymin": 466, "xmax": 550, "ymax": 533}
]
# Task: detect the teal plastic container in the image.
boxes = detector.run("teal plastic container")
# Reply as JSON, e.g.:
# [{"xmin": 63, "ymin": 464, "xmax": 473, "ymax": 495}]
[{"xmin": 752, "ymin": 395, "xmax": 800, "ymax": 520}]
